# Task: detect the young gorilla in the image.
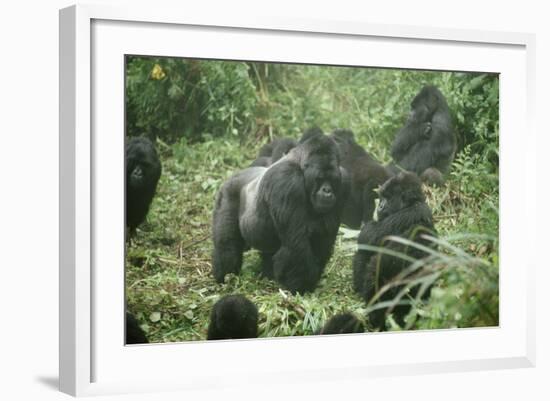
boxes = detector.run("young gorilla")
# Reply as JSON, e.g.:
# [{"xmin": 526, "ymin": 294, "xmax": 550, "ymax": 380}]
[
  {"xmin": 353, "ymin": 172, "xmax": 437, "ymax": 330},
  {"xmin": 207, "ymin": 295, "xmax": 259, "ymax": 340},
  {"xmin": 390, "ymin": 85, "xmax": 456, "ymax": 186},
  {"xmin": 420, "ymin": 167, "xmax": 445, "ymax": 187},
  {"xmin": 126, "ymin": 312, "xmax": 149, "ymax": 344},
  {"xmin": 126, "ymin": 137, "xmax": 162, "ymax": 234},
  {"xmin": 250, "ymin": 137, "xmax": 298, "ymax": 167},
  {"xmin": 330, "ymin": 129, "xmax": 393, "ymax": 228},
  {"xmin": 318, "ymin": 312, "xmax": 365, "ymax": 335},
  {"xmin": 212, "ymin": 130, "xmax": 348, "ymax": 294}
]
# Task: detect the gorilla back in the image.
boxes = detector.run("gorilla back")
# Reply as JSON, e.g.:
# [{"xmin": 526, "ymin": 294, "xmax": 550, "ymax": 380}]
[
  {"xmin": 212, "ymin": 132, "xmax": 348, "ymax": 294},
  {"xmin": 330, "ymin": 129, "xmax": 392, "ymax": 228},
  {"xmin": 250, "ymin": 137, "xmax": 297, "ymax": 167}
]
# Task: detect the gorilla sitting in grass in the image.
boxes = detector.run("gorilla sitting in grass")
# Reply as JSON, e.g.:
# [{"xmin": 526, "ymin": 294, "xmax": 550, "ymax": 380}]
[
  {"xmin": 390, "ymin": 85, "xmax": 456, "ymax": 186},
  {"xmin": 353, "ymin": 172, "xmax": 437, "ymax": 330},
  {"xmin": 126, "ymin": 312, "xmax": 148, "ymax": 344}
]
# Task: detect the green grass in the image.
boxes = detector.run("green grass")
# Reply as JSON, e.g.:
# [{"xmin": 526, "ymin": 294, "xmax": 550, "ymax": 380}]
[
  {"xmin": 125, "ymin": 62, "xmax": 499, "ymax": 342},
  {"xmin": 126, "ymin": 134, "xmax": 499, "ymax": 343}
]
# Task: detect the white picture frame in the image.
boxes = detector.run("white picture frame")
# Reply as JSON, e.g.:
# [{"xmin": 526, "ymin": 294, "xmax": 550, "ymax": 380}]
[{"xmin": 59, "ymin": 4, "xmax": 536, "ymax": 397}]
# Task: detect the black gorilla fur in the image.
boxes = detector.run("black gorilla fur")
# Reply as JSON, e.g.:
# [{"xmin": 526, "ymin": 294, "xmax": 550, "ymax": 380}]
[
  {"xmin": 420, "ymin": 167, "xmax": 445, "ymax": 187},
  {"xmin": 250, "ymin": 137, "xmax": 298, "ymax": 167},
  {"xmin": 352, "ymin": 172, "xmax": 437, "ymax": 330},
  {"xmin": 126, "ymin": 312, "xmax": 148, "ymax": 344},
  {"xmin": 212, "ymin": 130, "xmax": 349, "ymax": 294},
  {"xmin": 390, "ymin": 85, "xmax": 456, "ymax": 186},
  {"xmin": 207, "ymin": 295, "xmax": 258, "ymax": 340},
  {"xmin": 319, "ymin": 312, "xmax": 365, "ymax": 335},
  {"xmin": 299, "ymin": 126, "xmax": 324, "ymax": 143},
  {"xmin": 330, "ymin": 129, "xmax": 392, "ymax": 229},
  {"xmin": 126, "ymin": 137, "xmax": 162, "ymax": 233}
]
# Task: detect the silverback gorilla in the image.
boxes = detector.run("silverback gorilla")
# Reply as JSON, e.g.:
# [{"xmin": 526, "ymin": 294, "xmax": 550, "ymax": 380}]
[
  {"xmin": 126, "ymin": 137, "xmax": 162, "ymax": 234},
  {"xmin": 353, "ymin": 172, "xmax": 437, "ymax": 330},
  {"xmin": 212, "ymin": 130, "xmax": 349, "ymax": 294},
  {"xmin": 330, "ymin": 129, "xmax": 392, "ymax": 228},
  {"xmin": 390, "ymin": 85, "xmax": 456, "ymax": 186}
]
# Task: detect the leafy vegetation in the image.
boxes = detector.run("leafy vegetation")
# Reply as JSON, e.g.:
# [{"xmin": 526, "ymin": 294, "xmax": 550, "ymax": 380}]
[{"xmin": 125, "ymin": 57, "xmax": 499, "ymax": 342}]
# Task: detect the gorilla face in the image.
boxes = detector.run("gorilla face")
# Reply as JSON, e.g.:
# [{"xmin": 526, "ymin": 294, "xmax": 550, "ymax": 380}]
[
  {"xmin": 410, "ymin": 86, "xmax": 438, "ymax": 122},
  {"xmin": 126, "ymin": 139, "xmax": 160, "ymax": 190},
  {"xmin": 407, "ymin": 104, "xmax": 430, "ymax": 124},
  {"xmin": 303, "ymin": 151, "xmax": 342, "ymax": 214},
  {"xmin": 129, "ymin": 163, "xmax": 145, "ymax": 187},
  {"xmin": 125, "ymin": 137, "xmax": 162, "ymax": 233},
  {"xmin": 376, "ymin": 172, "xmax": 425, "ymax": 221}
]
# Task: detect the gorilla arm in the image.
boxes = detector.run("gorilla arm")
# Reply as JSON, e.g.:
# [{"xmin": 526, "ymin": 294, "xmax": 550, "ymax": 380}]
[
  {"xmin": 395, "ymin": 120, "xmax": 454, "ymax": 175},
  {"xmin": 259, "ymin": 162, "xmax": 323, "ymax": 294},
  {"xmin": 391, "ymin": 125, "xmax": 415, "ymax": 161},
  {"xmin": 390, "ymin": 119, "xmax": 432, "ymax": 162}
]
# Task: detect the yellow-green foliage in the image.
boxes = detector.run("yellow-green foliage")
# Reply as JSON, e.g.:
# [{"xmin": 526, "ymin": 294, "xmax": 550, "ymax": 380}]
[{"xmin": 125, "ymin": 60, "xmax": 499, "ymax": 342}]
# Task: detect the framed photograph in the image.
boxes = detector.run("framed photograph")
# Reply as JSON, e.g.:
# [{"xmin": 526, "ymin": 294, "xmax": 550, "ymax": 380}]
[{"xmin": 59, "ymin": 4, "xmax": 536, "ymax": 397}]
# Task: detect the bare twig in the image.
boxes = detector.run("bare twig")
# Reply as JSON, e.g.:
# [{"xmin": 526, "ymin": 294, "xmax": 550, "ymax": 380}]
[{"xmin": 179, "ymin": 234, "xmax": 211, "ymax": 255}]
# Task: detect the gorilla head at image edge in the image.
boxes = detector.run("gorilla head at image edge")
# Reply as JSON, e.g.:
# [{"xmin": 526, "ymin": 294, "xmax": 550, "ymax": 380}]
[
  {"xmin": 126, "ymin": 136, "xmax": 162, "ymax": 234},
  {"xmin": 212, "ymin": 128, "xmax": 349, "ymax": 294},
  {"xmin": 207, "ymin": 294, "xmax": 259, "ymax": 340},
  {"xmin": 318, "ymin": 312, "xmax": 365, "ymax": 335}
]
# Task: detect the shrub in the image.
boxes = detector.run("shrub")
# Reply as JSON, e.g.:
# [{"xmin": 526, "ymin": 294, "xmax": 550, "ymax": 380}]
[{"xmin": 126, "ymin": 57, "xmax": 257, "ymax": 143}]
